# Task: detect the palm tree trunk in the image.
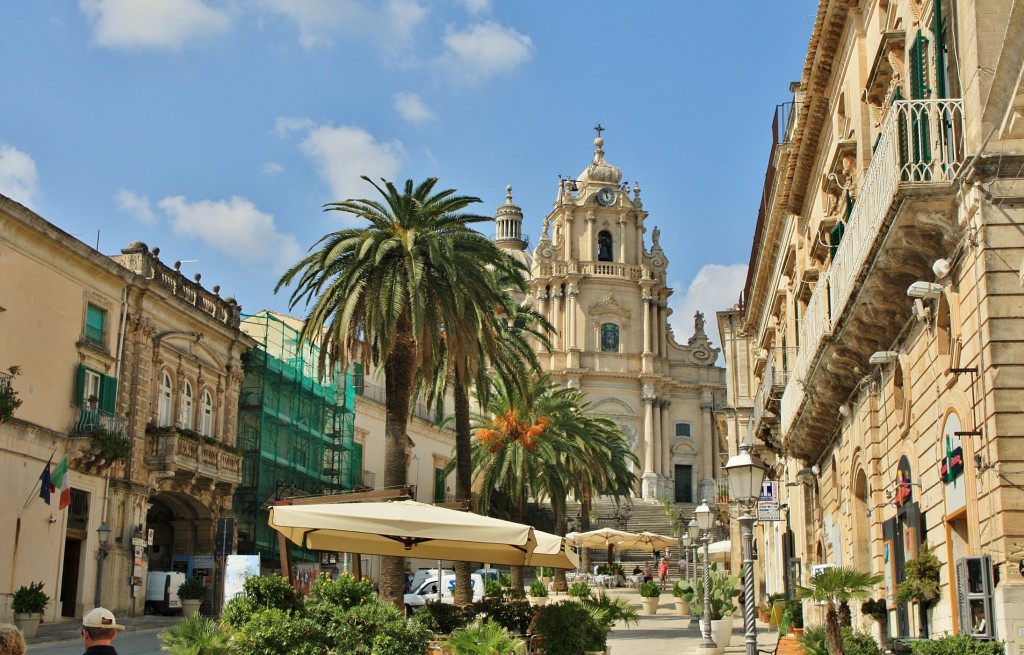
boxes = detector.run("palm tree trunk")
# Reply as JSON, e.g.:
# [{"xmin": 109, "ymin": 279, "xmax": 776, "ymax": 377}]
[
  {"xmin": 452, "ymin": 371, "xmax": 473, "ymax": 605},
  {"xmin": 579, "ymin": 490, "xmax": 593, "ymax": 574},
  {"xmin": 825, "ymin": 603, "xmax": 845, "ymax": 655},
  {"xmin": 510, "ymin": 483, "xmax": 527, "ymax": 590},
  {"xmin": 380, "ymin": 320, "xmax": 415, "ymax": 608},
  {"xmin": 553, "ymin": 509, "xmax": 568, "ymax": 593},
  {"xmin": 838, "ymin": 600, "xmax": 852, "ymax": 627}
]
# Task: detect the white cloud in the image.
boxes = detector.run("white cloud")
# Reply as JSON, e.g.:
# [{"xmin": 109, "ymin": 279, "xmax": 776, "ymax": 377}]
[
  {"xmin": 261, "ymin": 0, "xmax": 426, "ymax": 52},
  {"xmin": 669, "ymin": 263, "xmax": 748, "ymax": 345},
  {"xmin": 0, "ymin": 144, "xmax": 39, "ymax": 207},
  {"xmin": 459, "ymin": 0, "xmax": 490, "ymax": 14},
  {"xmin": 115, "ymin": 189, "xmax": 156, "ymax": 224},
  {"xmin": 298, "ymin": 124, "xmax": 405, "ymax": 202},
  {"xmin": 159, "ymin": 195, "xmax": 300, "ymax": 270},
  {"xmin": 80, "ymin": 0, "xmax": 231, "ymax": 50},
  {"xmin": 274, "ymin": 116, "xmax": 315, "ymax": 137},
  {"xmin": 439, "ymin": 21, "xmax": 532, "ymax": 84},
  {"xmin": 262, "ymin": 162, "xmax": 284, "ymax": 176},
  {"xmin": 393, "ymin": 92, "xmax": 436, "ymax": 124}
]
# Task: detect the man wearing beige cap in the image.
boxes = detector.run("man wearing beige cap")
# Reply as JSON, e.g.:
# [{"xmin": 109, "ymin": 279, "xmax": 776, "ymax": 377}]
[{"xmin": 81, "ymin": 608, "xmax": 123, "ymax": 655}]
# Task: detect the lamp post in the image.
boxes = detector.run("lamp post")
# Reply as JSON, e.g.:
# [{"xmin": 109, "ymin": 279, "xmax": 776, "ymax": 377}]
[
  {"xmin": 687, "ymin": 518, "xmax": 701, "ymax": 624},
  {"xmin": 94, "ymin": 522, "xmax": 111, "ymax": 608},
  {"xmin": 695, "ymin": 499, "xmax": 716, "ymax": 650},
  {"xmin": 725, "ymin": 442, "xmax": 768, "ymax": 655}
]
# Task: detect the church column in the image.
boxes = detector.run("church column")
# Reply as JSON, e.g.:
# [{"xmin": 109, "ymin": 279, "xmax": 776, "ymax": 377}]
[
  {"xmin": 642, "ymin": 295, "xmax": 652, "ymax": 355},
  {"xmin": 660, "ymin": 399, "xmax": 672, "ymax": 478},
  {"xmin": 586, "ymin": 210, "xmax": 595, "ymax": 260},
  {"xmin": 700, "ymin": 391, "xmax": 714, "ymax": 494},
  {"xmin": 564, "ymin": 211, "xmax": 574, "ymax": 261},
  {"xmin": 567, "ymin": 284, "xmax": 579, "ymax": 350},
  {"xmin": 642, "ymin": 388, "xmax": 657, "ymax": 500},
  {"xmin": 658, "ymin": 299, "xmax": 667, "ymax": 358},
  {"xmin": 652, "ymin": 398, "xmax": 662, "ymax": 479},
  {"xmin": 617, "ymin": 215, "xmax": 627, "ymax": 262},
  {"xmin": 551, "ymin": 287, "xmax": 563, "ymax": 351},
  {"xmin": 636, "ymin": 219, "xmax": 644, "ymax": 266}
]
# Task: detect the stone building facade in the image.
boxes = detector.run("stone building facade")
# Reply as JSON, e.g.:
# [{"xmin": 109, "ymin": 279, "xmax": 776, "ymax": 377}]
[
  {"xmin": 0, "ymin": 194, "xmax": 253, "ymax": 622},
  {"xmin": 737, "ymin": 0, "xmax": 1024, "ymax": 645},
  {"xmin": 495, "ymin": 135, "xmax": 727, "ymax": 504}
]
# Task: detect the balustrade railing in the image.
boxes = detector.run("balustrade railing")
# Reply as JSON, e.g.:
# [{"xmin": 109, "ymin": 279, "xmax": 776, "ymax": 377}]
[
  {"xmin": 780, "ymin": 99, "xmax": 964, "ymax": 435},
  {"xmin": 69, "ymin": 406, "xmax": 127, "ymax": 438}
]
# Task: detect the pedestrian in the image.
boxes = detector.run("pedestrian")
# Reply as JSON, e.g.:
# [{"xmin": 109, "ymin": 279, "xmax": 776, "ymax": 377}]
[
  {"xmin": 81, "ymin": 607, "xmax": 123, "ymax": 655},
  {"xmin": 678, "ymin": 556, "xmax": 686, "ymax": 575},
  {"xmin": 658, "ymin": 557, "xmax": 669, "ymax": 588},
  {"xmin": 643, "ymin": 560, "xmax": 652, "ymax": 582},
  {"xmin": 0, "ymin": 624, "xmax": 27, "ymax": 655}
]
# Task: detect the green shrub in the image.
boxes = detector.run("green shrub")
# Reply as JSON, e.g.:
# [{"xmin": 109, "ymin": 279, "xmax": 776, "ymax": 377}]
[
  {"xmin": 908, "ymin": 633, "xmax": 1006, "ymax": 655},
  {"xmin": 12, "ymin": 581, "xmax": 49, "ymax": 614},
  {"xmin": 895, "ymin": 544, "xmax": 941, "ymax": 607},
  {"xmin": 581, "ymin": 589, "xmax": 639, "ymax": 649},
  {"xmin": 484, "ymin": 577, "xmax": 504, "ymax": 598},
  {"xmin": 413, "ymin": 601, "xmax": 474, "ymax": 634},
  {"xmin": 796, "ymin": 625, "xmax": 829, "ymax": 655},
  {"xmin": 447, "ymin": 619, "xmax": 525, "ymax": 655},
  {"xmin": 328, "ymin": 601, "xmax": 431, "ymax": 655},
  {"xmin": 228, "ymin": 608, "xmax": 328, "ymax": 655},
  {"xmin": 528, "ymin": 580, "xmax": 548, "ymax": 597},
  {"xmin": 220, "ymin": 596, "xmax": 258, "ymax": 629},
  {"xmin": 638, "ymin": 580, "xmax": 661, "ymax": 598},
  {"xmin": 841, "ymin": 628, "xmax": 883, "ymax": 655},
  {"xmin": 473, "ymin": 597, "xmax": 535, "ymax": 635},
  {"xmin": 178, "ymin": 577, "xmax": 208, "ymax": 600},
  {"xmin": 529, "ymin": 601, "xmax": 602, "ymax": 655},
  {"xmin": 243, "ymin": 574, "xmax": 302, "ymax": 612},
  {"xmin": 158, "ymin": 615, "xmax": 230, "ymax": 655},
  {"xmin": 861, "ymin": 598, "xmax": 887, "ymax": 621},
  {"xmin": 307, "ymin": 572, "xmax": 375, "ymax": 610},
  {"xmin": 568, "ymin": 580, "xmax": 591, "ymax": 598}
]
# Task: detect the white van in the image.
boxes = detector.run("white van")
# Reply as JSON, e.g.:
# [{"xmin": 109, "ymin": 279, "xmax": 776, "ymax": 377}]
[
  {"xmin": 407, "ymin": 568, "xmax": 454, "ymax": 593},
  {"xmin": 404, "ymin": 573, "xmax": 484, "ymax": 613},
  {"xmin": 145, "ymin": 571, "xmax": 186, "ymax": 615}
]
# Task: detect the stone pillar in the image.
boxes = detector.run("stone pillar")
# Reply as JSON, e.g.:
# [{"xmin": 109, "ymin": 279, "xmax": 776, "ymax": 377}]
[
  {"xmin": 642, "ymin": 295, "xmax": 652, "ymax": 355},
  {"xmin": 564, "ymin": 211, "xmax": 575, "ymax": 261},
  {"xmin": 660, "ymin": 398, "xmax": 673, "ymax": 478},
  {"xmin": 586, "ymin": 210, "xmax": 595, "ymax": 260},
  {"xmin": 618, "ymin": 216, "xmax": 627, "ymax": 262},
  {"xmin": 658, "ymin": 301, "xmax": 667, "ymax": 358},
  {"xmin": 567, "ymin": 284, "xmax": 578, "ymax": 350},
  {"xmin": 701, "ymin": 391, "xmax": 714, "ymax": 486},
  {"xmin": 642, "ymin": 390, "xmax": 657, "ymax": 500},
  {"xmin": 551, "ymin": 288, "xmax": 563, "ymax": 351}
]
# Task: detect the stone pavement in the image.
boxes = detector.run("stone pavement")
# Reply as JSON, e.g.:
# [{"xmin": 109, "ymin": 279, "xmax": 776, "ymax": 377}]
[{"xmin": 24, "ymin": 613, "xmax": 181, "ymax": 646}]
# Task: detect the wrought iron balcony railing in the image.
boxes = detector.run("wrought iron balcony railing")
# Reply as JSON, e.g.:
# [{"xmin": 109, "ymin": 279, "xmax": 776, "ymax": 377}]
[
  {"xmin": 781, "ymin": 99, "xmax": 964, "ymax": 434},
  {"xmin": 69, "ymin": 406, "xmax": 127, "ymax": 438}
]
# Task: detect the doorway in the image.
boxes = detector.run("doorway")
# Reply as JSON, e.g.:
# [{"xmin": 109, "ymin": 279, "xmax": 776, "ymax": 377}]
[{"xmin": 60, "ymin": 538, "xmax": 82, "ymax": 617}]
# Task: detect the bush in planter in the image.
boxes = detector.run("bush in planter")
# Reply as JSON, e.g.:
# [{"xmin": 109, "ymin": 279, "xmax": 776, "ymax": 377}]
[
  {"xmin": 528, "ymin": 580, "xmax": 548, "ymax": 597},
  {"xmin": 580, "ymin": 590, "xmax": 639, "ymax": 646},
  {"xmin": 412, "ymin": 601, "xmax": 474, "ymax": 635},
  {"xmin": 840, "ymin": 628, "xmax": 883, "ymax": 655},
  {"xmin": 178, "ymin": 577, "xmax": 208, "ymax": 601},
  {"xmin": 221, "ymin": 574, "xmax": 301, "ymax": 628},
  {"xmin": 895, "ymin": 544, "xmax": 941, "ymax": 607},
  {"xmin": 472, "ymin": 597, "xmax": 535, "ymax": 636},
  {"xmin": 447, "ymin": 619, "xmax": 525, "ymax": 655},
  {"xmin": 12, "ymin": 581, "xmax": 49, "ymax": 614},
  {"xmin": 860, "ymin": 598, "xmax": 887, "ymax": 622},
  {"xmin": 529, "ymin": 601, "xmax": 602, "ymax": 655},
  {"xmin": 638, "ymin": 580, "xmax": 661, "ymax": 598},
  {"xmin": 568, "ymin": 580, "xmax": 591, "ymax": 599},
  {"xmin": 797, "ymin": 625, "xmax": 829, "ymax": 655},
  {"xmin": 907, "ymin": 634, "xmax": 1005, "ymax": 655},
  {"xmin": 535, "ymin": 567, "xmax": 553, "ymax": 580}
]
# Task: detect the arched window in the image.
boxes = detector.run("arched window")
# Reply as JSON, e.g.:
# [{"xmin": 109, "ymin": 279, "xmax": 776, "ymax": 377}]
[
  {"xmin": 597, "ymin": 231, "xmax": 613, "ymax": 261},
  {"xmin": 179, "ymin": 380, "xmax": 193, "ymax": 429},
  {"xmin": 157, "ymin": 372, "xmax": 173, "ymax": 427},
  {"xmin": 200, "ymin": 390, "xmax": 214, "ymax": 436},
  {"xmin": 601, "ymin": 323, "xmax": 619, "ymax": 352}
]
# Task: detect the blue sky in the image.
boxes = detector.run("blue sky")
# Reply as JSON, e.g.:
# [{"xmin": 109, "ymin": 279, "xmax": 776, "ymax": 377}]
[{"xmin": 2, "ymin": 0, "xmax": 816, "ymax": 345}]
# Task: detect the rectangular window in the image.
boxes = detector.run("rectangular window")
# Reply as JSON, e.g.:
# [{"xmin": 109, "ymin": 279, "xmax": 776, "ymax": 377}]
[
  {"xmin": 434, "ymin": 467, "xmax": 446, "ymax": 503},
  {"xmin": 352, "ymin": 442, "xmax": 364, "ymax": 487},
  {"xmin": 85, "ymin": 304, "xmax": 106, "ymax": 344},
  {"xmin": 351, "ymin": 363, "xmax": 364, "ymax": 395},
  {"xmin": 675, "ymin": 422, "xmax": 691, "ymax": 438},
  {"xmin": 75, "ymin": 364, "xmax": 117, "ymax": 412}
]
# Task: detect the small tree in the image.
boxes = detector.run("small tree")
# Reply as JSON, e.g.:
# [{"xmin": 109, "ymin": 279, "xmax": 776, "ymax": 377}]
[{"xmin": 796, "ymin": 567, "xmax": 883, "ymax": 655}]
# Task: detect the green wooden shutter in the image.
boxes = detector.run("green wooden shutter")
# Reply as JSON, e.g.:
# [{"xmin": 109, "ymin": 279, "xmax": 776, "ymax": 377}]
[
  {"xmin": 85, "ymin": 304, "xmax": 105, "ymax": 343},
  {"xmin": 99, "ymin": 374, "xmax": 117, "ymax": 413},
  {"xmin": 830, "ymin": 221, "xmax": 846, "ymax": 262},
  {"xmin": 434, "ymin": 467, "xmax": 445, "ymax": 503},
  {"xmin": 909, "ymin": 31, "xmax": 930, "ymax": 99},
  {"xmin": 934, "ymin": 1, "xmax": 948, "ymax": 99},
  {"xmin": 352, "ymin": 442, "xmax": 364, "ymax": 485},
  {"xmin": 75, "ymin": 364, "xmax": 86, "ymax": 406}
]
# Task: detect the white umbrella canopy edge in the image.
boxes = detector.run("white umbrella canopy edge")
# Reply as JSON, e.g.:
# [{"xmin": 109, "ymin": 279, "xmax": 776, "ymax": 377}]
[
  {"xmin": 268, "ymin": 500, "xmax": 539, "ymax": 567},
  {"xmin": 528, "ymin": 530, "xmax": 579, "ymax": 569}
]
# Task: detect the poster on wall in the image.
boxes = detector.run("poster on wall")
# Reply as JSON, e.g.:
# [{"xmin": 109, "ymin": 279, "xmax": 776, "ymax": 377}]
[
  {"xmin": 223, "ymin": 555, "xmax": 261, "ymax": 605},
  {"xmin": 941, "ymin": 412, "xmax": 967, "ymax": 513}
]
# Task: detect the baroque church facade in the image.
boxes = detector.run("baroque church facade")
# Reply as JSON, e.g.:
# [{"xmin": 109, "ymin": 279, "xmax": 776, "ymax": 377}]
[{"xmin": 494, "ymin": 132, "xmax": 727, "ymax": 503}]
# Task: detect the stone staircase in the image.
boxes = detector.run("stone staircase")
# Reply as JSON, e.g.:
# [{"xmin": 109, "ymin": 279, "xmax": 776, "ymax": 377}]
[{"xmin": 566, "ymin": 497, "xmax": 693, "ymax": 568}]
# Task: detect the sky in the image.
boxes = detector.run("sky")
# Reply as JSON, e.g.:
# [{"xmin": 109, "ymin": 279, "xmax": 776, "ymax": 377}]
[{"xmin": 2, "ymin": 1, "xmax": 817, "ymax": 349}]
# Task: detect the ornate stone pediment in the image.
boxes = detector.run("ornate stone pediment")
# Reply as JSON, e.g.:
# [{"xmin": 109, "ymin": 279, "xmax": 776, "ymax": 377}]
[{"xmin": 589, "ymin": 293, "xmax": 631, "ymax": 322}]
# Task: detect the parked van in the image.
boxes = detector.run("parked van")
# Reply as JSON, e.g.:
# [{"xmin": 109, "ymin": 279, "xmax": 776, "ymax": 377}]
[
  {"xmin": 406, "ymin": 568, "xmax": 454, "ymax": 593},
  {"xmin": 404, "ymin": 573, "xmax": 484, "ymax": 613},
  {"xmin": 145, "ymin": 571, "xmax": 186, "ymax": 615}
]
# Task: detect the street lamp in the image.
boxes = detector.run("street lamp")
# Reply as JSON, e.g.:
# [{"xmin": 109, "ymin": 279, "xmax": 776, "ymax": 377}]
[
  {"xmin": 687, "ymin": 518, "xmax": 701, "ymax": 625},
  {"xmin": 695, "ymin": 499, "xmax": 716, "ymax": 651},
  {"xmin": 94, "ymin": 521, "xmax": 111, "ymax": 608},
  {"xmin": 725, "ymin": 442, "xmax": 767, "ymax": 655}
]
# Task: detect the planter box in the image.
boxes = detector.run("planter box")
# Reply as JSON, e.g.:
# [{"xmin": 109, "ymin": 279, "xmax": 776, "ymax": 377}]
[{"xmin": 13, "ymin": 613, "xmax": 40, "ymax": 639}]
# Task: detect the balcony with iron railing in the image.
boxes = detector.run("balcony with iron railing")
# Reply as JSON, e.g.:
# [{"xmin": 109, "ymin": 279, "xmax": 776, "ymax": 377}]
[
  {"xmin": 357, "ymin": 381, "xmax": 449, "ymax": 428},
  {"xmin": 780, "ymin": 99, "xmax": 964, "ymax": 455}
]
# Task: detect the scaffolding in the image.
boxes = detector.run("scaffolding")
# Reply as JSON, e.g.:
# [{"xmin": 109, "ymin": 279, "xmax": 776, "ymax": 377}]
[{"xmin": 234, "ymin": 311, "xmax": 356, "ymax": 567}]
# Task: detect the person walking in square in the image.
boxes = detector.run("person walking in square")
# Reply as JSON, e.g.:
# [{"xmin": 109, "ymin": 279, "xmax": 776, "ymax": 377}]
[{"xmin": 658, "ymin": 556, "xmax": 669, "ymax": 589}]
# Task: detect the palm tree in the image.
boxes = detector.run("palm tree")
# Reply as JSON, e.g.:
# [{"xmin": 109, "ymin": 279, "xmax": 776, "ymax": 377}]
[
  {"xmin": 796, "ymin": 566, "xmax": 883, "ymax": 655},
  {"xmin": 157, "ymin": 615, "xmax": 230, "ymax": 655},
  {"xmin": 277, "ymin": 176, "xmax": 514, "ymax": 607}
]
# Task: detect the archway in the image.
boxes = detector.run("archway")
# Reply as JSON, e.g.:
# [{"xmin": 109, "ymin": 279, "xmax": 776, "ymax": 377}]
[{"xmin": 146, "ymin": 491, "xmax": 216, "ymax": 577}]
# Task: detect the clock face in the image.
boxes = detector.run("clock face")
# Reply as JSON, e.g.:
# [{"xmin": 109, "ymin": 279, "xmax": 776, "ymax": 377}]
[{"xmin": 596, "ymin": 187, "xmax": 616, "ymax": 206}]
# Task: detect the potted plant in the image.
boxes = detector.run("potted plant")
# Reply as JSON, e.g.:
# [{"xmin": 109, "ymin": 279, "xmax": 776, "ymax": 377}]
[
  {"xmin": 567, "ymin": 580, "xmax": 591, "ymax": 601},
  {"xmin": 446, "ymin": 619, "xmax": 525, "ymax": 655},
  {"xmin": 672, "ymin": 580, "xmax": 693, "ymax": 616},
  {"xmin": 638, "ymin": 580, "xmax": 661, "ymax": 615},
  {"xmin": 178, "ymin": 577, "xmax": 207, "ymax": 617},
  {"xmin": 527, "ymin": 580, "xmax": 549, "ymax": 606},
  {"xmin": 529, "ymin": 601, "xmax": 603, "ymax": 655},
  {"xmin": 157, "ymin": 614, "xmax": 231, "ymax": 655},
  {"xmin": 11, "ymin": 581, "xmax": 48, "ymax": 638},
  {"xmin": 536, "ymin": 567, "xmax": 553, "ymax": 587},
  {"xmin": 580, "ymin": 591, "xmax": 638, "ymax": 655},
  {"xmin": 785, "ymin": 598, "xmax": 804, "ymax": 636},
  {"xmin": 895, "ymin": 544, "xmax": 941, "ymax": 608},
  {"xmin": 674, "ymin": 564, "xmax": 739, "ymax": 653}
]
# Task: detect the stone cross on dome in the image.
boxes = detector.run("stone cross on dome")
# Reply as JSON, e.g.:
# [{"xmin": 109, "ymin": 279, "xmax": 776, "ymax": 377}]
[{"xmin": 594, "ymin": 123, "xmax": 604, "ymax": 138}]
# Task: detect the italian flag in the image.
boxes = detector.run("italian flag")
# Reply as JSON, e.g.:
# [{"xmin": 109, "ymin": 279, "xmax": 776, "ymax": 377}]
[{"xmin": 50, "ymin": 455, "xmax": 71, "ymax": 510}]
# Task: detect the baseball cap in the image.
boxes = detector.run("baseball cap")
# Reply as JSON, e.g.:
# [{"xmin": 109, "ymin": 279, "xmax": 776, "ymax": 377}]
[{"xmin": 82, "ymin": 607, "xmax": 124, "ymax": 630}]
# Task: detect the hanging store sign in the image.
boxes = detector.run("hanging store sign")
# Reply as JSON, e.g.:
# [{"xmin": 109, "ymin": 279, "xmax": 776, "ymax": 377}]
[{"xmin": 758, "ymin": 480, "xmax": 780, "ymax": 521}]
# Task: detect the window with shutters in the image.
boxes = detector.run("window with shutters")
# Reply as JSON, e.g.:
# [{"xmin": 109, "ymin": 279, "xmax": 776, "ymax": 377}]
[
  {"xmin": 85, "ymin": 304, "xmax": 106, "ymax": 345},
  {"xmin": 179, "ymin": 380, "xmax": 194, "ymax": 429},
  {"xmin": 434, "ymin": 467, "xmax": 446, "ymax": 503},
  {"xmin": 157, "ymin": 371, "xmax": 173, "ymax": 426},
  {"xmin": 201, "ymin": 390, "xmax": 214, "ymax": 436},
  {"xmin": 75, "ymin": 364, "xmax": 116, "ymax": 412}
]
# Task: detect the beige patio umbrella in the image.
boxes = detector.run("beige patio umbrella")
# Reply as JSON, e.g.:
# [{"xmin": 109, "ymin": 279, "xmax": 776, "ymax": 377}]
[
  {"xmin": 268, "ymin": 500, "xmax": 538, "ymax": 566},
  {"xmin": 565, "ymin": 527, "xmax": 635, "ymax": 565},
  {"xmin": 528, "ymin": 530, "xmax": 579, "ymax": 569},
  {"xmin": 618, "ymin": 531, "xmax": 678, "ymax": 553}
]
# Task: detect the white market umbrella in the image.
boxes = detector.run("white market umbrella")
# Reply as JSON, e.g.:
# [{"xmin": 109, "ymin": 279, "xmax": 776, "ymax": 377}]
[
  {"xmin": 566, "ymin": 527, "xmax": 635, "ymax": 565},
  {"xmin": 529, "ymin": 530, "xmax": 579, "ymax": 569},
  {"xmin": 618, "ymin": 531, "xmax": 678, "ymax": 553},
  {"xmin": 268, "ymin": 500, "xmax": 538, "ymax": 566}
]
